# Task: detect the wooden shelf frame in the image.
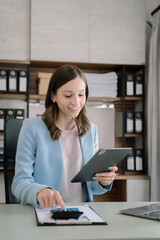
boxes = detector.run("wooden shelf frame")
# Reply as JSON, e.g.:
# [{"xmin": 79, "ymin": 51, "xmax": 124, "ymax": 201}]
[
  {"xmin": 29, "ymin": 94, "xmax": 142, "ymax": 103},
  {"xmin": 0, "ymin": 94, "xmax": 27, "ymax": 100}
]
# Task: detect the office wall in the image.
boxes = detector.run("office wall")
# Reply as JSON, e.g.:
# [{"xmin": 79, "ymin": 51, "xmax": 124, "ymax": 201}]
[
  {"xmin": 0, "ymin": 0, "xmax": 159, "ymax": 63},
  {"xmin": 0, "ymin": 0, "xmax": 30, "ymax": 61},
  {"xmin": 31, "ymin": 0, "xmax": 146, "ymax": 64}
]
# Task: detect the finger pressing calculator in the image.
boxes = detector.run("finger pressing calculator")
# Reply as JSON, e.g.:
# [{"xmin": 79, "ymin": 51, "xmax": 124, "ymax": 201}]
[{"xmin": 50, "ymin": 208, "xmax": 83, "ymax": 220}]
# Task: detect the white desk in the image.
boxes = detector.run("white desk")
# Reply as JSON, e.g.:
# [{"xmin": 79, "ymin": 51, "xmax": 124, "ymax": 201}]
[{"xmin": 0, "ymin": 202, "xmax": 160, "ymax": 240}]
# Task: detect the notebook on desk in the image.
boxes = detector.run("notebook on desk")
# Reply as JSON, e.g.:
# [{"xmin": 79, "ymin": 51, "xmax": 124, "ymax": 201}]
[{"xmin": 120, "ymin": 203, "xmax": 160, "ymax": 221}]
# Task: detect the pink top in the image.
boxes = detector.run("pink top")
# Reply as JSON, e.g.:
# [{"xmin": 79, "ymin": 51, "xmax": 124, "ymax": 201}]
[{"xmin": 59, "ymin": 125, "xmax": 87, "ymax": 202}]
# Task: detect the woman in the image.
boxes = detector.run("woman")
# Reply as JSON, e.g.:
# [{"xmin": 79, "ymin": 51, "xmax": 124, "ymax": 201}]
[{"xmin": 12, "ymin": 65, "xmax": 118, "ymax": 209}]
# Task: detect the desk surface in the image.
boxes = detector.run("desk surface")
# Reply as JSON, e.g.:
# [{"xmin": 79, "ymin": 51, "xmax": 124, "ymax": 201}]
[{"xmin": 0, "ymin": 202, "xmax": 160, "ymax": 240}]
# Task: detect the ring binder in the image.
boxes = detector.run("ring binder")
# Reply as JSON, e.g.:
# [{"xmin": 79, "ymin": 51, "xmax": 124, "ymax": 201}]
[
  {"xmin": 135, "ymin": 74, "xmax": 143, "ymax": 96},
  {"xmin": 125, "ymin": 112, "xmax": 134, "ymax": 134},
  {"xmin": 8, "ymin": 70, "xmax": 18, "ymax": 93},
  {"xmin": 0, "ymin": 109, "xmax": 5, "ymax": 132},
  {"xmin": 135, "ymin": 149, "xmax": 143, "ymax": 171},
  {"xmin": 125, "ymin": 74, "xmax": 134, "ymax": 96},
  {"xmin": 0, "ymin": 69, "xmax": 7, "ymax": 93},
  {"xmin": 19, "ymin": 70, "xmax": 27, "ymax": 93},
  {"xmin": 5, "ymin": 109, "xmax": 15, "ymax": 121},
  {"xmin": 126, "ymin": 149, "xmax": 135, "ymax": 171},
  {"xmin": 15, "ymin": 109, "xmax": 25, "ymax": 119},
  {"xmin": 135, "ymin": 112, "xmax": 143, "ymax": 134}
]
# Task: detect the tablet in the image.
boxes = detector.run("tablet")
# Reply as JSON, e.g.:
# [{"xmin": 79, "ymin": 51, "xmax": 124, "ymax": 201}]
[{"xmin": 71, "ymin": 148, "xmax": 132, "ymax": 183}]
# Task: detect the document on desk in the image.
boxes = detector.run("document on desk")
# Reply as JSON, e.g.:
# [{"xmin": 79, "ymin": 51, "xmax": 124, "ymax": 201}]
[{"xmin": 35, "ymin": 204, "xmax": 107, "ymax": 226}]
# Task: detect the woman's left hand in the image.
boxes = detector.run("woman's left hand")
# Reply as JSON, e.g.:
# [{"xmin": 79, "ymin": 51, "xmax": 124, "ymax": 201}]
[{"xmin": 93, "ymin": 166, "xmax": 118, "ymax": 187}]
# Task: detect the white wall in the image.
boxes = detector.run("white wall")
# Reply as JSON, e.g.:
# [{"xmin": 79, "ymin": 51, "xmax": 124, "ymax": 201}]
[
  {"xmin": 127, "ymin": 179, "xmax": 150, "ymax": 201},
  {"xmin": 0, "ymin": 0, "xmax": 30, "ymax": 61},
  {"xmin": 31, "ymin": 0, "xmax": 146, "ymax": 64}
]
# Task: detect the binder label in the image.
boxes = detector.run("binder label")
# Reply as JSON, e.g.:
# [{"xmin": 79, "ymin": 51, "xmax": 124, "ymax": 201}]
[{"xmin": 127, "ymin": 81, "xmax": 134, "ymax": 96}]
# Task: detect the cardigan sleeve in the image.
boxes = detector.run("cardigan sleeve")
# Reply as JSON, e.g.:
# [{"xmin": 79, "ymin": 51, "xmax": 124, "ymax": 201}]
[{"xmin": 11, "ymin": 119, "xmax": 50, "ymax": 207}]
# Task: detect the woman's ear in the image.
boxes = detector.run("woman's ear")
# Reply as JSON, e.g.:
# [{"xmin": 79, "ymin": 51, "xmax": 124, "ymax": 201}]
[{"xmin": 51, "ymin": 92, "xmax": 56, "ymax": 103}]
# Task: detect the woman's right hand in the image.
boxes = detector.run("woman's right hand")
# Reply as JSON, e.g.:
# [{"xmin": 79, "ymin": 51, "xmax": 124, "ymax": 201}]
[{"xmin": 37, "ymin": 188, "xmax": 65, "ymax": 209}]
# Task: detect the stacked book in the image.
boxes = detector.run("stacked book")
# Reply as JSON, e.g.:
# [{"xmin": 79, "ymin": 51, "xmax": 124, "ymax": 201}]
[{"xmin": 84, "ymin": 72, "xmax": 118, "ymax": 98}]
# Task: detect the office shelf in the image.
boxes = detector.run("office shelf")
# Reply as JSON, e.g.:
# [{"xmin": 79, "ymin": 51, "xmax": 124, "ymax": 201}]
[
  {"xmin": 0, "ymin": 60, "xmax": 147, "ymax": 202},
  {"xmin": 0, "ymin": 94, "xmax": 27, "ymax": 100}
]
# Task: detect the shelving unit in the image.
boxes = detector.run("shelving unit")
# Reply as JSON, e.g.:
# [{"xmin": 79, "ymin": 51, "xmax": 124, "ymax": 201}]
[
  {"xmin": 0, "ymin": 61, "xmax": 30, "ymax": 116},
  {"xmin": 0, "ymin": 61, "xmax": 30, "ymax": 172},
  {"xmin": 0, "ymin": 60, "xmax": 149, "ymax": 201},
  {"xmin": 29, "ymin": 61, "xmax": 147, "ymax": 174}
]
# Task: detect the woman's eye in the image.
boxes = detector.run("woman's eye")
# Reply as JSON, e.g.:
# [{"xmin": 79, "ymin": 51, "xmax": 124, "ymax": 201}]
[{"xmin": 65, "ymin": 95, "xmax": 71, "ymax": 98}]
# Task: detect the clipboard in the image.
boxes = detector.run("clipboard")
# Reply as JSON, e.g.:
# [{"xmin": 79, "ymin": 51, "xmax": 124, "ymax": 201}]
[
  {"xmin": 71, "ymin": 148, "xmax": 132, "ymax": 183},
  {"xmin": 35, "ymin": 205, "xmax": 107, "ymax": 226}
]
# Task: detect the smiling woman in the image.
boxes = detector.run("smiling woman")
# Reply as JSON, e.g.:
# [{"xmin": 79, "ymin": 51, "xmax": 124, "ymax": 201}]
[
  {"xmin": 43, "ymin": 65, "xmax": 90, "ymax": 140},
  {"xmin": 51, "ymin": 77, "xmax": 86, "ymax": 129},
  {"xmin": 11, "ymin": 65, "xmax": 118, "ymax": 209}
]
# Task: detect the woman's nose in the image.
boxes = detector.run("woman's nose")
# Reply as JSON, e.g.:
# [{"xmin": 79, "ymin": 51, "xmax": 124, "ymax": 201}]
[{"xmin": 71, "ymin": 96, "xmax": 79, "ymax": 105}]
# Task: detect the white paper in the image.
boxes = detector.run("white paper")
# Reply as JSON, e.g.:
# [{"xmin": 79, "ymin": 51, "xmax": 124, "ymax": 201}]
[
  {"xmin": 84, "ymin": 72, "xmax": 118, "ymax": 98},
  {"xmin": 0, "ymin": 78, "xmax": 7, "ymax": 91},
  {"xmin": 35, "ymin": 205, "xmax": 106, "ymax": 225}
]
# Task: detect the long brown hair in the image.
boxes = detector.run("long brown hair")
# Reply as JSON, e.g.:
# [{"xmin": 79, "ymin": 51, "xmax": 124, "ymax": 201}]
[{"xmin": 42, "ymin": 65, "xmax": 91, "ymax": 140}]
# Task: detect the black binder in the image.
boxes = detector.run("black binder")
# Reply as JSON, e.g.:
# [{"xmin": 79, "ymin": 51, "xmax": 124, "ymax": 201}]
[
  {"xmin": 126, "ymin": 149, "xmax": 135, "ymax": 171},
  {"xmin": 125, "ymin": 74, "xmax": 134, "ymax": 96},
  {"xmin": 5, "ymin": 109, "xmax": 15, "ymax": 121},
  {"xmin": 15, "ymin": 109, "xmax": 25, "ymax": 119},
  {"xmin": 125, "ymin": 112, "xmax": 134, "ymax": 134},
  {"xmin": 0, "ymin": 109, "xmax": 5, "ymax": 132},
  {"xmin": 8, "ymin": 70, "xmax": 18, "ymax": 93},
  {"xmin": 135, "ymin": 149, "xmax": 143, "ymax": 171},
  {"xmin": 135, "ymin": 74, "xmax": 143, "ymax": 96},
  {"xmin": 134, "ymin": 112, "xmax": 143, "ymax": 134},
  {"xmin": 0, "ymin": 69, "xmax": 7, "ymax": 93},
  {"xmin": 18, "ymin": 70, "xmax": 27, "ymax": 93}
]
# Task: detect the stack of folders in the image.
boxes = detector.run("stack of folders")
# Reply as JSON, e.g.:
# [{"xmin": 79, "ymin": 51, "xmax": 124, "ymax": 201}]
[
  {"xmin": 125, "ymin": 73, "xmax": 143, "ymax": 96},
  {"xmin": 125, "ymin": 111, "xmax": 143, "ymax": 134},
  {"xmin": 0, "ymin": 108, "xmax": 25, "ymax": 132},
  {"xmin": 126, "ymin": 149, "xmax": 143, "ymax": 172},
  {"xmin": 84, "ymin": 72, "xmax": 118, "ymax": 98},
  {"xmin": 0, "ymin": 69, "xmax": 28, "ymax": 93}
]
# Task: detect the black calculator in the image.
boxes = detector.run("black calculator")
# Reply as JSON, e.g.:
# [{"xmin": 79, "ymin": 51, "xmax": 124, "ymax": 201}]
[{"xmin": 50, "ymin": 208, "xmax": 83, "ymax": 220}]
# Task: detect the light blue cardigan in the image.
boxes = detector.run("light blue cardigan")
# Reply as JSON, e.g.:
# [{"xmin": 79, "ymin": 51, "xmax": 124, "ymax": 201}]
[{"xmin": 12, "ymin": 118, "xmax": 111, "ymax": 207}]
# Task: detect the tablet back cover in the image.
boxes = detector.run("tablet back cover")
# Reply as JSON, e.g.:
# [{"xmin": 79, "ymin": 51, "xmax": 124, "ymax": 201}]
[{"xmin": 71, "ymin": 148, "xmax": 131, "ymax": 182}]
